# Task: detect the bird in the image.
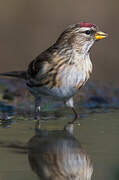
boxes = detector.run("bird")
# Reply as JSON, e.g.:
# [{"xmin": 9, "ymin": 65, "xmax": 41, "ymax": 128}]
[
  {"xmin": 0, "ymin": 22, "xmax": 107, "ymax": 123},
  {"xmin": 28, "ymin": 123, "xmax": 93, "ymax": 180}
]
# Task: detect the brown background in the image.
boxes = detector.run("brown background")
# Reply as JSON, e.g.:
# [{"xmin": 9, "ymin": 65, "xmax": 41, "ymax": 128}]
[{"xmin": 0, "ymin": 0, "xmax": 118, "ymax": 84}]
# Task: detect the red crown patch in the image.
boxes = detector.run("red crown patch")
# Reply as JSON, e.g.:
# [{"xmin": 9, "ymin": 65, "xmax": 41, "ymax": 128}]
[{"xmin": 80, "ymin": 22, "xmax": 96, "ymax": 28}]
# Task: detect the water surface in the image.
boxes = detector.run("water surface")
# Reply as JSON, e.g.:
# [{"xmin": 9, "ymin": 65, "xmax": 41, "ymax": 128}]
[{"xmin": 0, "ymin": 110, "xmax": 119, "ymax": 180}]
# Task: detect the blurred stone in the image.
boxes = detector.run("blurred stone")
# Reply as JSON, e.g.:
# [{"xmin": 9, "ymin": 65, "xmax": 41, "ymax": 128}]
[
  {"xmin": 83, "ymin": 96, "xmax": 109, "ymax": 108},
  {"xmin": 3, "ymin": 89, "xmax": 14, "ymax": 101}
]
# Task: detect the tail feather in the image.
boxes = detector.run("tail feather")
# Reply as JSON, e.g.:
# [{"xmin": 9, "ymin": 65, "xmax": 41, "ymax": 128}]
[{"xmin": 0, "ymin": 71, "xmax": 27, "ymax": 80}]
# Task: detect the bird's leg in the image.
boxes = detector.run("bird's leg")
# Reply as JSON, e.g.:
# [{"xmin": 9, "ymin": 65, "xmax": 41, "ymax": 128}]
[
  {"xmin": 71, "ymin": 107, "xmax": 79, "ymax": 123},
  {"xmin": 34, "ymin": 98, "xmax": 41, "ymax": 129},
  {"xmin": 65, "ymin": 98, "xmax": 79, "ymax": 124}
]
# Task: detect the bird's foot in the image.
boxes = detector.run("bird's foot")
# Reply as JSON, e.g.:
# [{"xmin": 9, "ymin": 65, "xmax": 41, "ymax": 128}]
[
  {"xmin": 35, "ymin": 111, "xmax": 40, "ymax": 121},
  {"xmin": 70, "ymin": 120, "xmax": 80, "ymax": 126},
  {"xmin": 34, "ymin": 111, "xmax": 41, "ymax": 130},
  {"xmin": 72, "ymin": 121, "xmax": 80, "ymax": 126}
]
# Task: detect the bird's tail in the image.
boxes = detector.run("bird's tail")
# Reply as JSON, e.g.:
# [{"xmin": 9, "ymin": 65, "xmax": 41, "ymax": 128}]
[{"xmin": 0, "ymin": 71, "xmax": 27, "ymax": 80}]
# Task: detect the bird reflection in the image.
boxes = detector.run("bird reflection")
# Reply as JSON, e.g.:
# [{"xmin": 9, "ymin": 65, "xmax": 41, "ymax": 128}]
[{"xmin": 28, "ymin": 123, "xmax": 93, "ymax": 180}]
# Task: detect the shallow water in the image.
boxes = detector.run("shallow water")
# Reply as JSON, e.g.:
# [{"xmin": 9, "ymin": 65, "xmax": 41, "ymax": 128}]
[{"xmin": 0, "ymin": 110, "xmax": 119, "ymax": 180}]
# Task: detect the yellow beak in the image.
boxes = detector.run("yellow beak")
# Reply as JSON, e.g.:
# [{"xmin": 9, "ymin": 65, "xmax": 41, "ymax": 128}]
[{"xmin": 95, "ymin": 31, "xmax": 108, "ymax": 40}]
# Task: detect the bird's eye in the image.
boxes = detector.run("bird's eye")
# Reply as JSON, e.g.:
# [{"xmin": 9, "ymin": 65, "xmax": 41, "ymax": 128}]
[{"xmin": 85, "ymin": 30, "xmax": 91, "ymax": 35}]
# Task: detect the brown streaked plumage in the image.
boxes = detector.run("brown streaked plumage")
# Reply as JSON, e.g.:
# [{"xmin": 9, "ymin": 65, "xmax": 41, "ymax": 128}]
[{"xmin": 0, "ymin": 22, "xmax": 108, "ymax": 123}]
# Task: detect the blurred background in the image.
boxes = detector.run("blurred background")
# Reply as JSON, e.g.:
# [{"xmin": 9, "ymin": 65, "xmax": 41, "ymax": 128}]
[{"xmin": 0, "ymin": 0, "xmax": 118, "ymax": 84}]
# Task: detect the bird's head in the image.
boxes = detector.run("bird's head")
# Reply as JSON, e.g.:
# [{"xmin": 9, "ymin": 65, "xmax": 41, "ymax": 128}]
[{"xmin": 56, "ymin": 22, "xmax": 108, "ymax": 54}]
